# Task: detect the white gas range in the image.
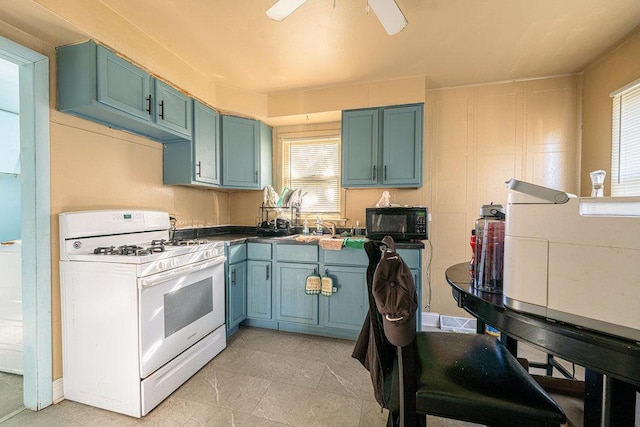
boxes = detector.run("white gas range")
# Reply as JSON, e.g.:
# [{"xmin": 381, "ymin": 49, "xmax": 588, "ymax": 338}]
[{"xmin": 59, "ymin": 209, "xmax": 226, "ymax": 417}]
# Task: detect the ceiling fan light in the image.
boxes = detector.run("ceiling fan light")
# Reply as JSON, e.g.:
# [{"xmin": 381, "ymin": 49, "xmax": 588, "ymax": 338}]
[
  {"xmin": 367, "ymin": 0, "xmax": 407, "ymax": 35},
  {"xmin": 266, "ymin": 0, "xmax": 307, "ymax": 21}
]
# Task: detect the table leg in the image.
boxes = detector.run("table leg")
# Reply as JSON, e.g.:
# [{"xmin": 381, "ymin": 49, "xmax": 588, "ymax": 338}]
[
  {"xmin": 504, "ymin": 335, "xmax": 517, "ymax": 356},
  {"xmin": 584, "ymin": 370, "xmax": 637, "ymax": 426},
  {"xmin": 606, "ymin": 376, "xmax": 637, "ymax": 426},
  {"xmin": 584, "ymin": 369, "xmax": 602, "ymax": 427}
]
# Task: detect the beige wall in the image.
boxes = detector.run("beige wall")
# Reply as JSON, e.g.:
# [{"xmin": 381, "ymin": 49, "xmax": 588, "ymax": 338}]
[
  {"xmin": 582, "ymin": 27, "xmax": 640, "ymax": 196},
  {"xmin": 427, "ymin": 76, "xmax": 580, "ymax": 316}
]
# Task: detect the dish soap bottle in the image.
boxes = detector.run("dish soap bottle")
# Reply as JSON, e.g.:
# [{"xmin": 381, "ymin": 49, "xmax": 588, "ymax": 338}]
[
  {"xmin": 316, "ymin": 216, "xmax": 323, "ymax": 236},
  {"xmin": 302, "ymin": 219, "xmax": 309, "ymax": 235}
]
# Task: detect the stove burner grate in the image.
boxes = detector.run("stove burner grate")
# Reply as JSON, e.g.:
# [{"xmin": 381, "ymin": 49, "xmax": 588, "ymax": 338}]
[
  {"xmin": 91, "ymin": 238, "xmax": 209, "ymax": 257},
  {"xmin": 164, "ymin": 238, "xmax": 209, "ymax": 246}
]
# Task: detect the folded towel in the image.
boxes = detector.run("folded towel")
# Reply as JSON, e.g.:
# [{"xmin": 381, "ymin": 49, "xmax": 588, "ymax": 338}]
[
  {"xmin": 305, "ymin": 271, "xmax": 321, "ymax": 295},
  {"xmin": 319, "ymin": 238, "xmax": 344, "ymax": 250},
  {"xmin": 343, "ymin": 237, "xmax": 365, "ymax": 249}
]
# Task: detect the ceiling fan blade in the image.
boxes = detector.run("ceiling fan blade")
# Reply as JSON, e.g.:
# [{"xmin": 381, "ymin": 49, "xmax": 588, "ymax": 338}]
[
  {"xmin": 266, "ymin": 0, "xmax": 308, "ymax": 21},
  {"xmin": 367, "ymin": 0, "xmax": 407, "ymax": 35}
]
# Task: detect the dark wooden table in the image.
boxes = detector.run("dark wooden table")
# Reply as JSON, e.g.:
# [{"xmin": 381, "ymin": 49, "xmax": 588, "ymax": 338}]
[{"xmin": 446, "ymin": 262, "xmax": 640, "ymax": 427}]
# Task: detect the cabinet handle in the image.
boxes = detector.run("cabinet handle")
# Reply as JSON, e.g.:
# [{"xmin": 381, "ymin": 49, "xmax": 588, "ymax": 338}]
[
  {"xmin": 266, "ymin": 265, "xmax": 270, "ymax": 280},
  {"xmin": 384, "ymin": 165, "xmax": 388, "ymax": 180},
  {"xmin": 255, "ymin": 171, "xmax": 258, "ymax": 183},
  {"xmin": 372, "ymin": 165, "xmax": 377, "ymax": 180},
  {"xmin": 231, "ymin": 269, "xmax": 236, "ymax": 285},
  {"xmin": 196, "ymin": 161, "xmax": 201, "ymax": 177},
  {"xmin": 159, "ymin": 100, "xmax": 165, "ymax": 120},
  {"xmin": 146, "ymin": 95, "xmax": 152, "ymax": 115}
]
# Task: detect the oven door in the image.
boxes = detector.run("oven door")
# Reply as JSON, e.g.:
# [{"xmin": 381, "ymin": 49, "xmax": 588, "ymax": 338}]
[{"xmin": 138, "ymin": 256, "xmax": 225, "ymax": 378}]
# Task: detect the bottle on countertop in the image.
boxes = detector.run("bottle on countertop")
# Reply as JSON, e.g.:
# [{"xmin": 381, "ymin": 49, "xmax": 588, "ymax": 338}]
[
  {"xmin": 469, "ymin": 229, "xmax": 476, "ymax": 278},
  {"xmin": 316, "ymin": 216, "xmax": 323, "ymax": 235},
  {"xmin": 302, "ymin": 219, "xmax": 310, "ymax": 235}
]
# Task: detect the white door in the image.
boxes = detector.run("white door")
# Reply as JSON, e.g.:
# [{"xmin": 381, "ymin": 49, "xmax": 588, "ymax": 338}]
[
  {"xmin": 0, "ymin": 55, "xmax": 22, "ymax": 375},
  {"xmin": 0, "ymin": 244, "xmax": 22, "ymax": 373}
]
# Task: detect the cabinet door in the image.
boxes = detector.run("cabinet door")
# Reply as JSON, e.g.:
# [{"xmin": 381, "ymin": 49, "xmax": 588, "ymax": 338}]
[
  {"xmin": 193, "ymin": 101, "xmax": 221, "ymax": 185},
  {"xmin": 97, "ymin": 45, "xmax": 152, "ymax": 121},
  {"xmin": 227, "ymin": 262, "xmax": 247, "ymax": 331},
  {"xmin": 322, "ymin": 266, "xmax": 368, "ymax": 331},
  {"xmin": 276, "ymin": 263, "xmax": 319, "ymax": 325},
  {"xmin": 381, "ymin": 104, "xmax": 423, "ymax": 187},
  {"xmin": 154, "ymin": 80, "xmax": 192, "ymax": 138},
  {"xmin": 222, "ymin": 115, "xmax": 260, "ymax": 189},
  {"xmin": 341, "ymin": 109, "xmax": 379, "ymax": 187},
  {"xmin": 259, "ymin": 122, "xmax": 273, "ymax": 188},
  {"xmin": 247, "ymin": 260, "xmax": 272, "ymax": 320}
]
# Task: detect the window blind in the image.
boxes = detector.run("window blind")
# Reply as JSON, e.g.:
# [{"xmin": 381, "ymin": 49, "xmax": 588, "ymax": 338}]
[
  {"xmin": 283, "ymin": 137, "xmax": 340, "ymax": 214},
  {"xmin": 611, "ymin": 80, "xmax": 640, "ymax": 196}
]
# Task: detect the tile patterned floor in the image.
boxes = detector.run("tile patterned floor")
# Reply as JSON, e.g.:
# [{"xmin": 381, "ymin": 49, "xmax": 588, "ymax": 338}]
[
  {"xmin": 0, "ymin": 371, "xmax": 23, "ymax": 422},
  {"xmin": 0, "ymin": 326, "xmax": 584, "ymax": 426}
]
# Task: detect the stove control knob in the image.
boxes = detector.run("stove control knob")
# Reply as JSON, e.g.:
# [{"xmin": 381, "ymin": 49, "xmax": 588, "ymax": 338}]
[
  {"xmin": 159, "ymin": 261, "xmax": 169, "ymax": 270},
  {"xmin": 205, "ymin": 249, "xmax": 214, "ymax": 258}
]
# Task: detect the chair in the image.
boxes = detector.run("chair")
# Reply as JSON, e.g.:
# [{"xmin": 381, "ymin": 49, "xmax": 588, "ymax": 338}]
[{"xmin": 353, "ymin": 240, "xmax": 567, "ymax": 427}]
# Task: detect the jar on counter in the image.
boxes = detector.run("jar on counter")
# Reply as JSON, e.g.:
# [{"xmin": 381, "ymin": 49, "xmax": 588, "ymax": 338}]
[{"xmin": 473, "ymin": 203, "xmax": 505, "ymax": 293}]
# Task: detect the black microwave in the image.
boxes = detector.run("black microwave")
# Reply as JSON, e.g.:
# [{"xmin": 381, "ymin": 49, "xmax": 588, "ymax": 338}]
[{"xmin": 365, "ymin": 207, "xmax": 429, "ymax": 241}]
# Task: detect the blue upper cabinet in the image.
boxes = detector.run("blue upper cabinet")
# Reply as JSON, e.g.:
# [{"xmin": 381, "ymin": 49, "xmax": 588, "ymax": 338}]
[
  {"xmin": 342, "ymin": 103, "xmax": 423, "ymax": 188},
  {"xmin": 192, "ymin": 101, "xmax": 221, "ymax": 185},
  {"xmin": 163, "ymin": 100, "xmax": 220, "ymax": 187},
  {"xmin": 154, "ymin": 80, "xmax": 192, "ymax": 138},
  {"xmin": 341, "ymin": 109, "xmax": 379, "ymax": 186},
  {"xmin": 58, "ymin": 40, "xmax": 191, "ymax": 142},
  {"xmin": 221, "ymin": 115, "xmax": 272, "ymax": 189},
  {"xmin": 381, "ymin": 104, "xmax": 423, "ymax": 187},
  {"xmin": 96, "ymin": 45, "xmax": 152, "ymax": 122}
]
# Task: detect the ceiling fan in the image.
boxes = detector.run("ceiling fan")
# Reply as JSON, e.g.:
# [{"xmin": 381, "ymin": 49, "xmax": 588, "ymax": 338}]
[{"xmin": 266, "ymin": 0, "xmax": 408, "ymax": 35}]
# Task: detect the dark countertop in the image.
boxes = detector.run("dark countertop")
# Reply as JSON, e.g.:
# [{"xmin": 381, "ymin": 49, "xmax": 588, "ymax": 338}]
[
  {"xmin": 209, "ymin": 234, "xmax": 424, "ymax": 249},
  {"xmin": 181, "ymin": 227, "xmax": 425, "ymax": 249}
]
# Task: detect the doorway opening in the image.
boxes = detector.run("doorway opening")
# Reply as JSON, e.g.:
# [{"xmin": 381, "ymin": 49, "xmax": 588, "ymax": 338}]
[{"xmin": 0, "ymin": 34, "xmax": 52, "ymax": 419}]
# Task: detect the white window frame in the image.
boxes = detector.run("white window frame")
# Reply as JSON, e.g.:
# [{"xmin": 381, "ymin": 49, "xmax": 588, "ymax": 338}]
[
  {"xmin": 611, "ymin": 77, "xmax": 640, "ymax": 196},
  {"xmin": 282, "ymin": 136, "xmax": 341, "ymax": 216}
]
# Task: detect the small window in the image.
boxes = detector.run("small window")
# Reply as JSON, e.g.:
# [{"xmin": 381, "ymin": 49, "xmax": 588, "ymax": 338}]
[
  {"xmin": 283, "ymin": 137, "xmax": 340, "ymax": 215},
  {"xmin": 611, "ymin": 78, "xmax": 640, "ymax": 196}
]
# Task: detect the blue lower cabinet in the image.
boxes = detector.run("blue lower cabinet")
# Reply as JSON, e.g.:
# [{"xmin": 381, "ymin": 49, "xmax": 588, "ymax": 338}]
[
  {"xmin": 234, "ymin": 242, "xmax": 422, "ymax": 340},
  {"xmin": 321, "ymin": 266, "xmax": 368, "ymax": 332},
  {"xmin": 246, "ymin": 260, "xmax": 272, "ymax": 320},
  {"xmin": 276, "ymin": 262, "xmax": 319, "ymax": 326},
  {"xmin": 226, "ymin": 261, "xmax": 247, "ymax": 334},
  {"xmin": 226, "ymin": 243, "xmax": 247, "ymax": 336}
]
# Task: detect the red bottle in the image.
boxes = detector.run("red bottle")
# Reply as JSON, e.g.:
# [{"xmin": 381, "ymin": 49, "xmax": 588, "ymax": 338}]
[{"xmin": 469, "ymin": 229, "xmax": 476, "ymax": 278}]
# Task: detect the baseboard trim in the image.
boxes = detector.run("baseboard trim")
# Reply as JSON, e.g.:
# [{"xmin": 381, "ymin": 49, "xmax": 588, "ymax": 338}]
[
  {"xmin": 53, "ymin": 377, "xmax": 64, "ymax": 403},
  {"xmin": 421, "ymin": 311, "xmax": 440, "ymax": 327}
]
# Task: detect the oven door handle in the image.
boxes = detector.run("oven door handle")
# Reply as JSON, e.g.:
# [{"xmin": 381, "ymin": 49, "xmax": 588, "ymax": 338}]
[{"xmin": 138, "ymin": 256, "xmax": 226, "ymax": 289}]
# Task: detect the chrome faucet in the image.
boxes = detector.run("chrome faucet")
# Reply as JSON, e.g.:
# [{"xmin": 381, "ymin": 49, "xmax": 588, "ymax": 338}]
[{"xmin": 315, "ymin": 221, "xmax": 337, "ymax": 236}]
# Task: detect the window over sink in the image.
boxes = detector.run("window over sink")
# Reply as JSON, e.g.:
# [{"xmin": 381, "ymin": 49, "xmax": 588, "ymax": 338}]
[{"xmin": 283, "ymin": 136, "xmax": 340, "ymax": 215}]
